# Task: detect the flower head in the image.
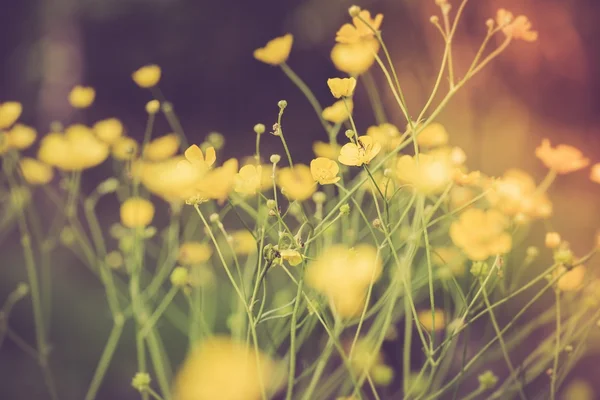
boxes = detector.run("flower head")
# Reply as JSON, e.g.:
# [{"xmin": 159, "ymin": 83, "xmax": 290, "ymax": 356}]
[
  {"xmin": 7, "ymin": 124, "xmax": 36, "ymax": 150},
  {"xmin": 416, "ymin": 123, "xmax": 449, "ymax": 148},
  {"xmin": 336, "ymin": 10, "xmax": 383, "ymax": 44},
  {"xmin": 112, "ymin": 136, "xmax": 139, "ymax": 160},
  {"xmin": 279, "ymin": 249, "xmax": 303, "ymax": 266},
  {"xmin": 68, "ymin": 86, "xmax": 95, "ymax": 108},
  {"xmin": 487, "ymin": 169, "xmax": 552, "ymax": 219},
  {"xmin": 535, "ymin": 139, "xmax": 589, "ymax": 174},
  {"xmin": 230, "ymin": 230, "xmax": 257, "ymax": 255},
  {"xmin": 395, "ymin": 153, "xmax": 451, "ymax": 194},
  {"xmin": 331, "ymin": 39, "xmax": 379, "ymax": 76},
  {"xmin": 590, "ymin": 163, "xmax": 600, "ymax": 184},
  {"xmin": 450, "ymin": 208, "xmax": 512, "ymax": 261},
  {"xmin": 277, "ymin": 164, "xmax": 316, "ymax": 201},
  {"xmin": 19, "ymin": 158, "xmax": 54, "ymax": 185},
  {"xmin": 93, "ymin": 118, "xmax": 124, "ymax": 144},
  {"xmin": 417, "ymin": 309, "xmax": 446, "ymax": 331},
  {"xmin": 181, "ymin": 144, "xmax": 217, "ymax": 173},
  {"xmin": 38, "ymin": 125, "xmax": 109, "ymax": 170},
  {"xmin": 338, "ymin": 135, "xmax": 381, "ymax": 167},
  {"xmin": 310, "ymin": 157, "xmax": 340, "ymax": 185},
  {"xmin": 312, "ymin": 141, "xmax": 341, "ymax": 160},
  {"xmin": 235, "ymin": 164, "xmax": 263, "ymax": 196},
  {"xmin": 132, "ymin": 65, "xmax": 162, "ymax": 88},
  {"xmin": 496, "ymin": 9, "xmax": 538, "ymax": 42},
  {"xmin": 366, "ymin": 123, "xmax": 401, "ymax": 151},
  {"xmin": 327, "ymin": 77, "xmax": 357, "ymax": 98},
  {"xmin": 191, "ymin": 158, "xmax": 239, "ymax": 204},
  {"xmin": 178, "ymin": 241, "xmax": 213, "ymax": 265},
  {"xmin": 253, "ymin": 34, "xmax": 293, "ymax": 66},
  {"xmin": 556, "ymin": 265, "xmax": 586, "ymax": 292},
  {"xmin": 143, "ymin": 133, "xmax": 180, "ymax": 161},
  {"xmin": 322, "ymin": 99, "xmax": 353, "ymax": 124},
  {"xmin": 0, "ymin": 102, "xmax": 23, "ymax": 129},
  {"xmin": 120, "ymin": 197, "xmax": 155, "ymax": 228}
]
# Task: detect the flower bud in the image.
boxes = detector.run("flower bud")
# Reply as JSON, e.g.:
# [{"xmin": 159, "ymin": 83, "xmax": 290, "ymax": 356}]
[
  {"xmin": 345, "ymin": 129, "xmax": 355, "ymax": 139},
  {"xmin": 131, "ymin": 372, "xmax": 151, "ymax": 392},
  {"xmin": 430, "ymin": 16, "xmax": 439, "ymax": 24},
  {"xmin": 170, "ymin": 267, "xmax": 189, "ymax": 287},
  {"xmin": 348, "ymin": 5, "xmax": 361, "ymax": 17},
  {"xmin": 254, "ymin": 123, "xmax": 266, "ymax": 135},
  {"xmin": 96, "ymin": 178, "xmax": 119, "ymax": 195},
  {"xmin": 209, "ymin": 213, "xmax": 220, "ymax": 223},
  {"xmin": 266, "ymin": 199, "xmax": 277, "ymax": 209},
  {"xmin": 145, "ymin": 100, "xmax": 160, "ymax": 114},
  {"xmin": 478, "ymin": 371, "xmax": 498, "ymax": 390},
  {"xmin": 312, "ymin": 191, "xmax": 326, "ymax": 204},
  {"xmin": 270, "ymin": 154, "xmax": 281, "ymax": 164},
  {"xmin": 278, "ymin": 100, "xmax": 288, "ymax": 109},
  {"xmin": 545, "ymin": 232, "xmax": 561, "ymax": 249},
  {"xmin": 339, "ymin": 204, "xmax": 350, "ymax": 215}
]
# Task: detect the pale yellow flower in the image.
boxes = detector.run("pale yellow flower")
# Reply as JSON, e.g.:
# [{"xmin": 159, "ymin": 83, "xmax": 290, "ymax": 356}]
[
  {"xmin": 416, "ymin": 123, "xmax": 449, "ymax": 148},
  {"xmin": 417, "ymin": 309, "xmax": 446, "ymax": 331},
  {"xmin": 327, "ymin": 77, "xmax": 357, "ymax": 98},
  {"xmin": 338, "ymin": 135, "xmax": 381, "ymax": 167},
  {"xmin": 0, "ymin": 101, "xmax": 22, "ymax": 129},
  {"xmin": 132, "ymin": 65, "xmax": 162, "ymax": 88},
  {"xmin": 560, "ymin": 379, "xmax": 595, "ymax": 400},
  {"xmin": 93, "ymin": 118, "xmax": 123, "ymax": 144},
  {"xmin": 591, "ymin": 163, "xmax": 600, "ymax": 184},
  {"xmin": 545, "ymin": 232, "xmax": 561, "ymax": 249},
  {"xmin": 68, "ymin": 86, "xmax": 95, "ymax": 108},
  {"xmin": 143, "ymin": 133, "xmax": 180, "ymax": 161},
  {"xmin": 310, "ymin": 157, "xmax": 340, "ymax": 185},
  {"xmin": 19, "ymin": 158, "xmax": 54, "ymax": 185},
  {"xmin": 146, "ymin": 100, "xmax": 160, "ymax": 114},
  {"xmin": 535, "ymin": 139, "xmax": 589, "ymax": 174},
  {"xmin": 496, "ymin": 9, "xmax": 538, "ymax": 42},
  {"xmin": 277, "ymin": 164, "xmax": 316, "ymax": 201},
  {"xmin": 7, "ymin": 124, "xmax": 36, "ymax": 150},
  {"xmin": 279, "ymin": 249, "xmax": 303, "ymax": 266},
  {"xmin": 178, "ymin": 241, "xmax": 213, "ymax": 265},
  {"xmin": 322, "ymin": 99, "xmax": 353, "ymax": 124},
  {"xmin": 231, "ymin": 230, "xmax": 257, "ymax": 255},
  {"xmin": 331, "ymin": 39, "xmax": 379, "ymax": 76},
  {"xmin": 556, "ymin": 265, "xmax": 586, "ymax": 292},
  {"xmin": 38, "ymin": 125, "xmax": 109, "ymax": 171},
  {"xmin": 120, "ymin": 197, "xmax": 155, "ymax": 228},
  {"xmin": 312, "ymin": 141, "xmax": 339, "ymax": 160},
  {"xmin": 235, "ymin": 164, "xmax": 263, "ymax": 196},
  {"xmin": 112, "ymin": 136, "xmax": 139, "ymax": 160},
  {"xmin": 135, "ymin": 156, "xmax": 202, "ymax": 201},
  {"xmin": 395, "ymin": 153, "xmax": 452, "ymax": 195},
  {"xmin": 488, "ymin": 168, "xmax": 552, "ymax": 219},
  {"xmin": 191, "ymin": 158, "xmax": 239, "ymax": 204},
  {"xmin": 253, "ymin": 34, "xmax": 293, "ymax": 66},
  {"xmin": 181, "ymin": 144, "xmax": 217, "ymax": 173},
  {"xmin": 366, "ymin": 123, "xmax": 401, "ymax": 151},
  {"xmin": 336, "ymin": 10, "xmax": 383, "ymax": 44}
]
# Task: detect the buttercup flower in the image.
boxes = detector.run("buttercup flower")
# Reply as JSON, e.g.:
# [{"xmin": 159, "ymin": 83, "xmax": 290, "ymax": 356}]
[
  {"xmin": 336, "ymin": 10, "xmax": 383, "ymax": 44},
  {"xmin": 417, "ymin": 309, "xmax": 446, "ymax": 331},
  {"xmin": 19, "ymin": 158, "xmax": 54, "ymax": 185},
  {"xmin": 322, "ymin": 99, "xmax": 353, "ymax": 124},
  {"xmin": 181, "ymin": 144, "xmax": 217, "ymax": 173},
  {"xmin": 68, "ymin": 86, "xmax": 95, "ymax": 108},
  {"xmin": 279, "ymin": 249, "xmax": 303, "ymax": 266},
  {"xmin": 395, "ymin": 153, "xmax": 451, "ymax": 194},
  {"xmin": 277, "ymin": 164, "xmax": 317, "ymax": 201},
  {"xmin": 338, "ymin": 135, "xmax": 381, "ymax": 167},
  {"xmin": 235, "ymin": 164, "xmax": 263, "ymax": 196},
  {"xmin": 535, "ymin": 139, "xmax": 589, "ymax": 174},
  {"xmin": 327, "ymin": 77, "xmax": 357, "ymax": 98},
  {"xmin": 449, "ymin": 208, "xmax": 512, "ymax": 261},
  {"xmin": 253, "ymin": 34, "xmax": 293, "ymax": 66},
  {"xmin": 230, "ymin": 230, "xmax": 257, "ymax": 255},
  {"xmin": 331, "ymin": 39, "xmax": 379, "ymax": 76},
  {"xmin": 173, "ymin": 336, "xmax": 275, "ymax": 400},
  {"xmin": 545, "ymin": 232, "xmax": 561, "ymax": 249},
  {"xmin": 496, "ymin": 9, "xmax": 538, "ymax": 42},
  {"xmin": 590, "ymin": 163, "xmax": 600, "ymax": 184},
  {"xmin": 313, "ymin": 141, "xmax": 341, "ymax": 160},
  {"xmin": 416, "ymin": 123, "xmax": 449, "ymax": 148},
  {"xmin": 310, "ymin": 157, "xmax": 340, "ymax": 185},
  {"xmin": 120, "ymin": 197, "xmax": 155, "ymax": 228},
  {"xmin": 556, "ymin": 265, "xmax": 586, "ymax": 292},
  {"xmin": 143, "ymin": 133, "xmax": 180, "ymax": 161},
  {"xmin": 178, "ymin": 241, "xmax": 213, "ymax": 265},
  {"xmin": 488, "ymin": 169, "xmax": 552, "ymax": 219},
  {"xmin": 0, "ymin": 102, "xmax": 23, "ymax": 129},
  {"xmin": 366, "ymin": 123, "xmax": 401, "ymax": 151},
  {"xmin": 132, "ymin": 64, "xmax": 162, "ymax": 88},
  {"xmin": 7, "ymin": 124, "xmax": 36, "ymax": 150},
  {"xmin": 112, "ymin": 136, "xmax": 139, "ymax": 160},
  {"xmin": 146, "ymin": 100, "xmax": 160, "ymax": 114},
  {"xmin": 38, "ymin": 125, "xmax": 109, "ymax": 170},
  {"xmin": 135, "ymin": 157, "xmax": 202, "ymax": 201},
  {"xmin": 93, "ymin": 118, "xmax": 124, "ymax": 144},
  {"xmin": 191, "ymin": 158, "xmax": 239, "ymax": 204}
]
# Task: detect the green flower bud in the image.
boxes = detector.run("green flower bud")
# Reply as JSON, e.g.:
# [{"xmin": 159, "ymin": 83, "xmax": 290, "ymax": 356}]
[
  {"xmin": 254, "ymin": 123, "xmax": 266, "ymax": 135},
  {"xmin": 170, "ymin": 267, "xmax": 189, "ymax": 287},
  {"xmin": 131, "ymin": 372, "xmax": 151, "ymax": 392},
  {"xmin": 478, "ymin": 370, "xmax": 498, "ymax": 390},
  {"xmin": 339, "ymin": 204, "xmax": 351, "ymax": 215}
]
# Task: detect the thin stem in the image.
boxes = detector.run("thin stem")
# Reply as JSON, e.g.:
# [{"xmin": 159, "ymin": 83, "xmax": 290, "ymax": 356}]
[{"xmin": 550, "ymin": 290, "xmax": 561, "ymax": 400}]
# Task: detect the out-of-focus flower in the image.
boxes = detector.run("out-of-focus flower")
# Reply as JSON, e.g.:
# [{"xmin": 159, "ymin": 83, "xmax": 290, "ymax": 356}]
[
  {"xmin": 488, "ymin": 169, "xmax": 552, "ymax": 220},
  {"xmin": 19, "ymin": 158, "xmax": 54, "ymax": 185},
  {"xmin": 134, "ymin": 156, "xmax": 201, "ymax": 201},
  {"xmin": 322, "ymin": 99, "xmax": 353, "ymax": 124},
  {"xmin": 449, "ymin": 186, "xmax": 476, "ymax": 210},
  {"xmin": 253, "ymin": 34, "xmax": 293, "ymax": 66},
  {"xmin": 338, "ymin": 135, "xmax": 381, "ymax": 167},
  {"xmin": 450, "ymin": 208, "xmax": 512, "ymax": 261},
  {"xmin": 366, "ymin": 123, "xmax": 401, "ymax": 151},
  {"xmin": 395, "ymin": 153, "xmax": 452, "ymax": 194},
  {"xmin": 178, "ymin": 241, "xmax": 213, "ymax": 265},
  {"xmin": 191, "ymin": 158, "xmax": 238, "ymax": 204},
  {"xmin": 235, "ymin": 164, "xmax": 263, "ymax": 196},
  {"xmin": 112, "ymin": 136, "xmax": 139, "ymax": 160},
  {"xmin": 93, "ymin": 118, "xmax": 123, "ymax": 144},
  {"xmin": 535, "ymin": 139, "xmax": 589, "ymax": 174},
  {"xmin": 68, "ymin": 86, "xmax": 95, "ymax": 108},
  {"xmin": 7, "ymin": 124, "xmax": 36, "ymax": 150},
  {"xmin": 545, "ymin": 232, "xmax": 561, "ymax": 249},
  {"xmin": 310, "ymin": 157, "xmax": 340, "ymax": 185},
  {"xmin": 120, "ymin": 197, "xmax": 155, "ymax": 228},
  {"xmin": 327, "ymin": 77, "xmax": 357, "ymax": 98},
  {"xmin": 143, "ymin": 133, "xmax": 180, "ymax": 161},
  {"xmin": 277, "ymin": 164, "xmax": 316, "ymax": 201},
  {"xmin": 556, "ymin": 265, "xmax": 586, "ymax": 292},
  {"xmin": 181, "ymin": 144, "xmax": 217, "ymax": 173},
  {"xmin": 146, "ymin": 100, "xmax": 160, "ymax": 114},
  {"xmin": 496, "ymin": 9, "xmax": 538, "ymax": 42},
  {"xmin": 132, "ymin": 65, "xmax": 162, "ymax": 88},
  {"xmin": 560, "ymin": 379, "xmax": 595, "ymax": 400},
  {"xmin": 0, "ymin": 101, "xmax": 22, "ymax": 129},
  {"xmin": 417, "ymin": 309, "xmax": 446, "ymax": 331},
  {"xmin": 590, "ymin": 163, "xmax": 600, "ymax": 184},
  {"xmin": 171, "ymin": 267, "xmax": 190, "ymax": 287},
  {"xmin": 38, "ymin": 125, "xmax": 109, "ymax": 170},
  {"xmin": 416, "ymin": 123, "xmax": 449, "ymax": 148},
  {"xmin": 313, "ymin": 141, "xmax": 341, "ymax": 160},
  {"xmin": 173, "ymin": 336, "xmax": 276, "ymax": 400},
  {"xmin": 331, "ymin": 39, "xmax": 379, "ymax": 76},
  {"xmin": 348, "ymin": 338, "xmax": 393, "ymax": 387},
  {"xmin": 279, "ymin": 249, "xmax": 303, "ymax": 266},
  {"xmin": 230, "ymin": 230, "xmax": 257, "ymax": 255},
  {"xmin": 432, "ymin": 246, "xmax": 466, "ymax": 278},
  {"xmin": 336, "ymin": 10, "xmax": 383, "ymax": 44}
]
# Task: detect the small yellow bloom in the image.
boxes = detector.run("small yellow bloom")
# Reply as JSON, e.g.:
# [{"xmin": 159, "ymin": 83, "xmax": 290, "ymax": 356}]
[
  {"xmin": 417, "ymin": 309, "xmax": 446, "ymax": 331},
  {"xmin": 545, "ymin": 232, "xmax": 561, "ymax": 249},
  {"xmin": 366, "ymin": 123, "xmax": 401, "ymax": 151},
  {"xmin": 312, "ymin": 141, "xmax": 341, "ymax": 160},
  {"xmin": 231, "ymin": 230, "xmax": 257, "ymax": 255},
  {"xmin": 327, "ymin": 77, "xmax": 357, "ymax": 99},
  {"xmin": 487, "ymin": 169, "xmax": 552, "ymax": 219},
  {"xmin": 120, "ymin": 197, "xmax": 155, "ymax": 228},
  {"xmin": 416, "ymin": 123, "xmax": 449, "ymax": 148},
  {"xmin": 310, "ymin": 157, "xmax": 340, "ymax": 185},
  {"xmin": 0, "ymin": 101, "xmax": 23, "ymax": 129},
  {"xmin": 178, "ymin": 241, "xmax": 213, "ymax": 265},
  {"xmin": 556, "ymin": 265, "xmax": 586, "ymax": 292},
  {"xmin": 331, "ymin": 39, "xmax": 379, "ymax": 76},
  {"xmin": 561, "ymin": 379, "xmax": 595, "ymax": 400},
  {"xmin": 132, "ymin": 64, "xmax": 162, "ymax": 88},
  {"xmin": 181, "ymin": 144, "xmax": 217, "ymax": 173},
  {"xmin": 235, "ymin": 164, "xmax": 263, "ymax": 196},
  {"xmin": 143, "ymin": 133, "xmax": 180, "ymax": 161},
  {"xmin": 19, "ymin": 158, "xmax": 54, "ymax": 185},
  {"xmin": 38, "ymin": 125, "xmax": 109, "ymax": 170},
  {"xmin": 192, "ymin": 158, "xmax": 239, "ymax": 204},
  {"xmin": 336, "ymin": 10, "xmax": 383, "ymax": 44},
  {"xmin": 496, "ymin": 9, "xmax": 538, "ymax": 42},
  {"xmin": 93, "ymin": 118, "xmax": 123, "ymax": 144},
  {"xmin": 535, "ymin": 139, "xmax": 589, "ymax": 174},
  {"xmin": 322, "ymin": 99, "xmax": 353, "ymax": 124},
  {"xmin": 449, "ymin": 208, "xmax": 512, "ymax": 261},
  {"xmin": 338, "ymin": 135, "xmax": 381, "ymax": 167},
  {"xmin": 68, "ymin": 86, "xmax": 95, "ymax": 108},
  {"xmin": 7, "ymin": 124, "xmax": 37, "ymax": 150},
  {"xmin": 590, "ymin": 163, "xmax": 600, "ymax": 184},
  {"xmin": 135, "ymin": 156, "xmax": 203, "ymax": 201},
  {"xmin": 280, "ymin": 249, "xmax": 303, "ymax": 266},
  {"xmin": 146, "ymin": 100, "xmax": 160, "ymax": 114},
  {"xmin": 395, "ymin": 153, "xmax": 452, "ymax": 194},
  {"xmin": 112, "ymin": 136, "xmax": 139, "ymax": 160},
  {"xmin": 277, "ymin": 164, "xmax": 316, "ymax": 201},
  {"xmin": 253, "ymin": 34, "xmax": 293, "ymax": 66}
]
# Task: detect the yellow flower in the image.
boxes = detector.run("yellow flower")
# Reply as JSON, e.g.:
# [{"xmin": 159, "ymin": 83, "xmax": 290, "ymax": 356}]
[
  {"xmin": 173, "ymin": 336, "xmax": 275, "ymax": 400},
  {"xmin": 366, "ymin": 123, "xmax": 401, "ymax": 151},
  {"xmin": 417, "ymin": 309, "xmax": 446, "ymax": 331},
  {"xmin": 143, "ymin": 133, "xmax": 180, "ymax": 161},
  {"xmin": 0, "ymin": 101, "xmax": 23, "ymax": 129},
  {"xmin": 312, "ymin": 141, "xmax": 341, "ymax": 160},
  {"xmin": 132, "ymin": 64, "xmax": 162, "ymax": 88},
  {"xmin": 496, "ymin": 9, "xmax": 538, "ymax": 42},
  {"xmin": 178, "ymin": 241, "xmax": 213, "ymax": 265},
  {"xmin": 135, "ymin": 156, "xmax": 202, "ymax": 201},
  {"xmin": 120, "ymin": 197, "xmax": 155, "ymax": 228},
  {"xmin": 191, "ymin": 158, "xmax": 239, "ymax": 204},
  {"xmin": 277, "ymin": 164, "xmax": 316, "ymax": 201},
  {"xmin": 432, "ymin": 246, "xmax": 466, "ymax": 277},
  {"xmin": 310, "ymin": 157, "xmax": 340, "ymax": 185},
  {"xmin": 146, "ymin": 100, "xmax": 160, "ymax": 114},
  {"xmin": 7, "ymin": 124, "xmax": 37, "ymax": 150},
  {"xmin": 38, "ymin": 125, "xmax": 109, "ymax": 171},
  {"xmin": 331, "ymin": 39, "xmax": 379, "ymax": 76},
  {"xmin": 535, "ymin": 139, "xmax": 589, "ymax": 174},
  {"xmin": 545, "ymin": 232, "xmax": 561, "ymax": 249},
  {"xmin": 19, "ymin": 158, "xmax": 54, "ymax": 185},
  {"xmin": 253, "ymin": 34, "xmax": 293, "ymax": 66},
  {"xmin": 322, "ymin": 99, "xmax": 353, "ymax": 124},
  {"xmin": 235, "ymin": 164, "xmax": 263, "ymax": 196},
  {"xmin": 280, "ymin": 249, "xmax": 303, "ymax": 266},
  {"xmin": 416, "ymin": 123, "xmax": 449, "ymax": 148},
  {"xmin": 112, "ymin": 136, "xmax": 139, "ymax": 160},
  {"xmin": 561, "ymin": 380, "xmax": 595, "ymax": 400},
  {"xmin": 449, "ymin": 208, "xmax": 512, "ymax": 261},
  {"xmin": 556, "ymin": 265, "xmax": 586, "ymax": 292},
  {"xmin": 338, "ymin": 135, "xmax": 381, "ymax": 167},
  {"xmin": 68, "ymin": 86, "xmax": 95, "ymax": 108},
  {"xmin": 336, "ymin": 10, "xmax": 383, "ymax": 44},
  {"xmin": 488, "ymin": 169, "xmax": 552, "ymax": 219},
  {"xmin": 181, "ymin": 144, "xmax": 217, "ymax": 174},
  {"xmin": 231, "ymin": 230, "xmax": 257, "ymax": 255},
  {"xmin": 395, "ymin": 153, "xmax": 451, "ymax": 194},
  {"xmin": 590, "ymin": 163, "xmax": 600, "ymax": 184},
  {"xmin": 93, "ymin": 118, "xmax": 123, "ymax": 144},
  {"xmin": 327, "ymin": 77, "xmax": 357, "ymax": 98}
]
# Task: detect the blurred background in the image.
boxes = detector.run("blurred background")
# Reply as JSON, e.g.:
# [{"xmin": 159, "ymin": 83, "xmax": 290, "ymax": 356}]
[{"xmin": 1, "ymin": 0, "xmax": 599, "ymax": 398}]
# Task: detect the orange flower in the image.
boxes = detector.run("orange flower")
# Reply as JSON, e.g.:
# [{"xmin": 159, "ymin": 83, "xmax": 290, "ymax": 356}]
[
  {"xmin": 591, "ymin": 163, "xmax": 600, "ymax": 184},
  {"xmin": 535, "ymin": 139, "xmax": 589, "ymax": 174},
  {"xmin": 496, "ymin": 9, "xmax": 538, "ymax": 42},
  {"xmin": 336, "ymin": 10, "xmax": 383, "ymax": 44}
]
